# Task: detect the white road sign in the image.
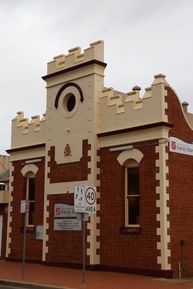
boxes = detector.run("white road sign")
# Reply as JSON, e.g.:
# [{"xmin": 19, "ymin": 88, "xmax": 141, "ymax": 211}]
[
  {"xmin": 74, "ymin": 185, "xmax": 96, "ymax": 213},
  {"xmin": 85, "ymin": 186, "xmax": 96, "ymax": 213},
  {"xmin": 74, "ymin": 185, "xmax": 86, "ymax": 213}
]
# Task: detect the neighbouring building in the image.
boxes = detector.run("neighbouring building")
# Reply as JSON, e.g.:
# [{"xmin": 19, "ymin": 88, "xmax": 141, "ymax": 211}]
[
  {"xmin": 6, "ymin": 40, "xmax": 193, "ymax": 278},
  {"xmin": 0, "ymin": 155, "xmax": 9, "ymax": 259}
]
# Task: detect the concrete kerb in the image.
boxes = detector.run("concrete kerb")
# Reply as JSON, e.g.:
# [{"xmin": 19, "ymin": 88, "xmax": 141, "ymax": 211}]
[{"xmin": 0, "ymin": 279, "xmax": 76, "ymax": 289}]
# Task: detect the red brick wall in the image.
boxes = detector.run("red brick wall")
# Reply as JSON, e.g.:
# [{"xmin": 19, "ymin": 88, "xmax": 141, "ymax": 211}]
[
  {"xmin": 8, "ymin": 158, "xmax": 45, "ymax": 261},
  {"xmin": 0, "ymin": 204, "xmax": 8, "ymax": 259},
  {"xmin": 166, "ymin": 86, "xmax": 193, "ymax": 277},
  {"xmin": 46, "ymin": 193, "xmax": 89, "ymax": 265},
  {"xmin": 99, "ymin": 140, "xmax": 161, "ymax": 273},
  {"xmin": 48, "ymin": 140, "xmax": 91, "ymax": 183}
]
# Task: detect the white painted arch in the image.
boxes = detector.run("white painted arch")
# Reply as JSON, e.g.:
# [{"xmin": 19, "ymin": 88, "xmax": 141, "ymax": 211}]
[
  {"xmin": 117, "ymin": 149, "xmax": 144, "ymax": 166},
  {"xmin": 21, "ymin": 164, "xmax": 38, "ymax": 177}
]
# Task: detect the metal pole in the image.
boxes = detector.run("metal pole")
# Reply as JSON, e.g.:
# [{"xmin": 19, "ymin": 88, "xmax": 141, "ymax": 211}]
[
  {"xmin": 82, "ymin": 213, "xmax": 86, "ymax": 287},
  {"xmin": 22, "ymin": 210, "xmax": 27, "ymax": 279}
]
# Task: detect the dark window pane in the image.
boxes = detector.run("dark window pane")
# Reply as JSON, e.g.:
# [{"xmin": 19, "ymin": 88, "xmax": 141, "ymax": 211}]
[
  {"xmin": 29, "ymin": 202, "xmax": 35, "ymax": 225},
  {"xmin": 128, "ymin": 196, "xmax": 140, "ymax": 224},
  {"xmin": 127, "ymin": 167, "xmax": 140, "ymax": 225},
  {"xmin": 28, "ymin": 178, "xmax": 35, "ymax": 225},
  {"xmin": 29, "ymin": 178, "xmax": 35, "ymax": 201},
  {"xmin": 127, "ymin": 168, "xmax": 139, "ymax": 195},
  {"xmin": 66, "ymin": 94, "xmax": 76, "ymax": 112}
]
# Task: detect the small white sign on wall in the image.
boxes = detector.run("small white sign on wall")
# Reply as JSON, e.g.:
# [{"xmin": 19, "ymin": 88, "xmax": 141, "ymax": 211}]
[
  {"xmin": 54, "ymin": 204, "xmax": 78, "ymax": 218},
  {"xmin": 36, "ymin": 225, "xmax": 43, "ymax": 240},
  {"xmin": 54, "ymin": 219, "xmax": 81, "ymax": 231},
  {"xmin": 20, "ymin": 200, "xmax": 29, "ymax": 214}
]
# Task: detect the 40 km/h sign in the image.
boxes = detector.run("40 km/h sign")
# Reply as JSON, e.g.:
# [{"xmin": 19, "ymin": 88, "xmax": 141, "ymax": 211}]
[
  {"xmin": 85, "ymin": 186, "xmax": 96, "ymax": 213},
  {"xmin": 74, "ymin": 185, "xmax": 96, "ymax": 213}
]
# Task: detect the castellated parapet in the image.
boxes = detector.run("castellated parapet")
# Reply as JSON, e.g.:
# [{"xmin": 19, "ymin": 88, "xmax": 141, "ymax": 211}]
[
  {"xmin": 97, "ymin": 74, "xmax": 169, "ymax": 134},
  {"xmin": 11, "ymin": 111, "xmax": 46, "ymax": 149},
  {"xmin": 47, "ymin": 40, "xmax": 104, "ymax": 74}
]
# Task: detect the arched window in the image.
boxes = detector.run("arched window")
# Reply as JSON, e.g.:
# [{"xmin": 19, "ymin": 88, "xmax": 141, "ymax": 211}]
[
  {"xmin": 21, "ymin": 164, "xmax": 38, "ymax": 226},
  {"xmin": 117, "ymin": 149, "xmax": 143, "ymax": 226}
]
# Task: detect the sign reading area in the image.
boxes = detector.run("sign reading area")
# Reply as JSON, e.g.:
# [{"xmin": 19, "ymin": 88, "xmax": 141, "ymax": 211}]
[
  {"xmin": 74, "ymin": 185, "xmax": 96, "ymax": 213},
  {"xmin": 169, "ymin": 137, "xmax": 193, "ymax": 156}
]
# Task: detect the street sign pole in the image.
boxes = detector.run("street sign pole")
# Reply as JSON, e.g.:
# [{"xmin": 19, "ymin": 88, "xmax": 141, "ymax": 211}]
[
  {"xmin": 74, "ymin": 185, "xmax": 96, "ymax": 288},
  {"xmin": 22, "ymin": 210, "xmax": 27, "ymax": 280},
  {"xmin": 21, "ymin": 199, "xmax": 29, "ymax": 280}
]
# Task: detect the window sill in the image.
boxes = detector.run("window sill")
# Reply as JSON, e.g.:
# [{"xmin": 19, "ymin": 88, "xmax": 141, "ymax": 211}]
[{"xmin": 120, "ymin": 226, "xmax": 141, "ymax": 235}]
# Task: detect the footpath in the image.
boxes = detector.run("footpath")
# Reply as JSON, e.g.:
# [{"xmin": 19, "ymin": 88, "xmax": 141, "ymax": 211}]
[{"xmin": 0, "ymin": 261, "xmax": 193, "ymax": 289}]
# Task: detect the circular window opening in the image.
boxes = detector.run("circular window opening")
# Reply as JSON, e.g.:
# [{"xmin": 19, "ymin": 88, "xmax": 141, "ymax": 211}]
[{"xmin": 64, "ymin": 93, "xmax": 76, "ymax": 112}]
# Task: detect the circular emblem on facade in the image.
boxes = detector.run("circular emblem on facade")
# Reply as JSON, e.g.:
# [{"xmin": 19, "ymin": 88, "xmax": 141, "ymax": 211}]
[{"xmin": 55, "ymin": 82, "xmax": 83, "ymax": 118}]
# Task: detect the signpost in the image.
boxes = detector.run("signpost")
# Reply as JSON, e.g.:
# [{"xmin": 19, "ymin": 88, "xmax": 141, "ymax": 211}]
[
  {"xmin": 74, "ymin": 185, "xmax": 96, "ymax": 288},
  {"xmin": 74, "ymin": 185, "xmax": 96, "ymax": 213},
  {"xmin": 20, "ymin": 199, "xmax": 29, "ymax": 280}
]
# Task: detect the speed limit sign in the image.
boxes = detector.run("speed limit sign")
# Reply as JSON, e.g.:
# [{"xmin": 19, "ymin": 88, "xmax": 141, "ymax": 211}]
[{"xmin": 85, "ymin": 186, "xmax": 96, "ymax": 213}]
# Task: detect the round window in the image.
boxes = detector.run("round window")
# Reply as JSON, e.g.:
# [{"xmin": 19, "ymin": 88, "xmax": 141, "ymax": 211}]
[{"xmin": 64, "ymin": 93, "xmax": 76, "ymax": 112}]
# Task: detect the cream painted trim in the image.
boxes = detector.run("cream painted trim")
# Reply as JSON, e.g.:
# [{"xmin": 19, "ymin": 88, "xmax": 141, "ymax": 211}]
[
  {"xmin": 21, "ymin": 164, "xmax": 38, "ymax": 176},
  {"xmin": 42, "ymin": 199, "xmax": 49, "ymax": 261},
  {"xmin": 117, "ymin": 149, "xmax": 144, "ymax": 166},
  {"xmin": 9, "ymin": 147, "xmax": 45, "ymax": 162},
  {"xmin": 6, "ymin": 162, "xmax": 14, "ymax": 257},
  {"xmin": 98, "ymin": 127, "xmax": 170, "ymax": 149},
  {"xmin": 156, "ymin": 142, "xmax": 171, "ymax": 270},
  {"xmin": 86, "ymin": 150, "xmax": 101, "ymax": 264},
  {"xmin": 87, "ymin": 214, "xmax": 100, "ymax": 264}
]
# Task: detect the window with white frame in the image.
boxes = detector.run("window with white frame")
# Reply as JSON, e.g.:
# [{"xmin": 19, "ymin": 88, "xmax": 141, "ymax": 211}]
[
  {"xmin": 116, "ymin": 149, "xmax": 143, "ymax": 227},
  {"xmin": 125, "ymin": 161, "xmax": 140, "ymax": 226}
]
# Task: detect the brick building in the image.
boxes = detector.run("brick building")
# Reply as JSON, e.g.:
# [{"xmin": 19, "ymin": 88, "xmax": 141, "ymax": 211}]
[
  {"xmin": 0, "ymin": 155, "xmax": 9, "ymax": 259},
  {"xmin": 6, "ymin": 41, "xmax": 193, "ymax": 278}
]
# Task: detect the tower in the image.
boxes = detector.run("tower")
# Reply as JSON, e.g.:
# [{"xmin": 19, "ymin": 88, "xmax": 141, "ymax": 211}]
[{"xmin": 42, "ymin": 41, "xmax": 106, "ymax": 264}]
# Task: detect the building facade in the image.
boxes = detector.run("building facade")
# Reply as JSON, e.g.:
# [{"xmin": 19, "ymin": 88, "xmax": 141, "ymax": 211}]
[
  {"xmin": 0, "ymin": 155, "xmax": 9, "ymax": 259},
  {"xmin": 6, "ymin": 41, "xmax": 193, "ymax": 278}
]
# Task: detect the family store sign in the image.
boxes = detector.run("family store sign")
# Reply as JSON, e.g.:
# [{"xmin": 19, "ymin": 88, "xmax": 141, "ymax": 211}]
[{"xmin": 169, "ymin": 137, "xmax": 193, "ymax": 156}]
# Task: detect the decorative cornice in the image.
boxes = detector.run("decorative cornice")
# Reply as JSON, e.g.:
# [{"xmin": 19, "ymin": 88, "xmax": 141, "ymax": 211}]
[
  {"xmin": 6, "ymin": 143, "xmax": 45, "ymax": 154},
  {"xmin": 97, "ymin": 122, "xmax": 173, "ymax": 137},
  {"xmin": 42, "ymin": 59, "xmax": 107, "ymax": 80}
]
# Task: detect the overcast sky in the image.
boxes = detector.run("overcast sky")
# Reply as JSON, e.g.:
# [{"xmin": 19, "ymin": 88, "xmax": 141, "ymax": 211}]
[{"xmin": 0, "ymin": 0, "xmax": 193, "ymax": 154}]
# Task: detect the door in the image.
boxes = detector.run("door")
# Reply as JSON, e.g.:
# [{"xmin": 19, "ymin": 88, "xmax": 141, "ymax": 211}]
[{"xmin": 0, "ymin": 215, "xmax": 3, "ymax": 258}]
